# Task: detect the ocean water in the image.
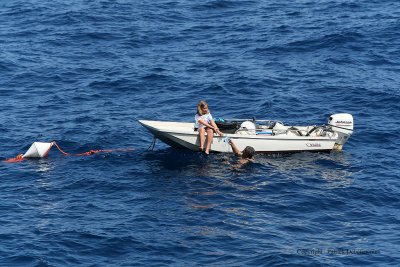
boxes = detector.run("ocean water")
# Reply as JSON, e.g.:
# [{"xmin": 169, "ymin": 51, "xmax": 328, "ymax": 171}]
[{"xmin": 1, "ymin": 0, "xmax": 399, "ymax": 266}]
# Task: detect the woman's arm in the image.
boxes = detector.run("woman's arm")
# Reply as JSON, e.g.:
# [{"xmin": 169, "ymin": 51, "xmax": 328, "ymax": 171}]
[
  {"xmin": 197, "ymin": 119, "xmax": 215, "ymax": 129},
  {"xmin": 210, "ymin": 119, "xmax": 223, "ymax": 136},
  {"xmin": 198, "ymin": 119, "xmax": 223, "ymax": 135}
]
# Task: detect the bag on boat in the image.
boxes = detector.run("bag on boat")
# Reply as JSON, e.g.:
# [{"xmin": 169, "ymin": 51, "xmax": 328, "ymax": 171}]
[{"xmin": 215, "ymin": 119, "xmax": 241, "ymax": 134}]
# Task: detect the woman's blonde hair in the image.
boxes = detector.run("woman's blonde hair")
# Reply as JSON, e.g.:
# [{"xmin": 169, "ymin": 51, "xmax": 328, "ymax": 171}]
[{"xmin": 197, "ymin": 100, "xmax": 208, "ymax": 115}]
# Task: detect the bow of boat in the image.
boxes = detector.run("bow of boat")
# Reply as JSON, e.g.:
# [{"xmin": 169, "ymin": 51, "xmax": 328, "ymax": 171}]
[{"xmin": 139, "ymin": 120, "xmax": 195, "ymax": 133}]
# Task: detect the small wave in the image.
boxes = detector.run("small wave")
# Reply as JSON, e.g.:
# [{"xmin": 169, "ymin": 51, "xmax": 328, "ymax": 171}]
[
  {"xmin": 257, "ymin": 32, "xmax": 364, "ymax": 54},
  {"xmin": 325, "ymin": 57, "xmax": 359, "ymax": 65},
  {"xmin": 192, "ymin": 0, "xmax": 255, "ymax": 11},
  {"xmin": 141, "ymin": 73, "xmax": 171, "ymax": 81},
  {"xmin": 70, "ymin": 31, "xmax": 123, "ymax": 41},
  {"xmin": 271, "ymin": 24, "xmax": 293, "ymax": 33},
  {"xmin": 1, "ymin": 255, "xmax": 43, "ymax": 266},
  {"xmin": 365, "ymin": 54, "xmax": 399, "ymax": 66},
  {"xmin": 89, "ymin": 79, "xmax": 133, "ymax": 91}
]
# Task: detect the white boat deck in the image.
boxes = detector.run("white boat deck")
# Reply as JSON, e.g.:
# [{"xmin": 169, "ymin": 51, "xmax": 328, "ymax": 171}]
[{"xmin": 138, "ymin": 120, "xmax": 334, "ymax": 140}]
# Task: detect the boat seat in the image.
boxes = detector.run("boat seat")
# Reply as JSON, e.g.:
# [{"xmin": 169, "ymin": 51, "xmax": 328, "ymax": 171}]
[{"xmin": 288, "ymin": 127, "xmax": 303, "ymax": 136}]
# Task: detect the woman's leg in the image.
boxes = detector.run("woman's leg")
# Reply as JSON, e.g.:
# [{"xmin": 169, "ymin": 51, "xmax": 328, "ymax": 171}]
[
  {"xmin": 198, "ymin": 128, "xmax": 205, "ymax": 151},
  {"xmin": 205, "ymin": 128, "xmax": 214, "ymax": 154}
]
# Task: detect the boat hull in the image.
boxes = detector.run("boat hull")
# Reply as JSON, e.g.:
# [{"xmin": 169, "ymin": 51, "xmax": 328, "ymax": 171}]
[{"xmin": 139, "ymin": 120, "xmax": 337, "ymax": 153}]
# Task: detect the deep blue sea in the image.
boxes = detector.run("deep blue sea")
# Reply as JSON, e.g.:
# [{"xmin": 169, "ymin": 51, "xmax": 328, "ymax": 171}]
[{"xmin": 1, "ymin": 0, "xmax": 400, "ymax": 266}]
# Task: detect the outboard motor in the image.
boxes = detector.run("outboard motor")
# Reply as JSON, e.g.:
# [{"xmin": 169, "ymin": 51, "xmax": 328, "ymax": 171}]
[{"xmin": 328, "ymin": 113, "xmax": 354, "ymax": 150}]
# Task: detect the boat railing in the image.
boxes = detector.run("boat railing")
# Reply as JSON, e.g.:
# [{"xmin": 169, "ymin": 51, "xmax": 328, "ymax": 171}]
[
  {"xmin": 224, "ymin": 118, "xmax": 283, "ymax": 124},
  {"xmin": 272, "ymin": 125, "xmax": 334, "ymax": 136}
]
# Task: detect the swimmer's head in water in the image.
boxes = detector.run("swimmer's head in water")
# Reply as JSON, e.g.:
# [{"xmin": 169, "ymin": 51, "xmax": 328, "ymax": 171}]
[{"xmin": 242, "ymin": 146, "xmax": 255, "ymax": 159}]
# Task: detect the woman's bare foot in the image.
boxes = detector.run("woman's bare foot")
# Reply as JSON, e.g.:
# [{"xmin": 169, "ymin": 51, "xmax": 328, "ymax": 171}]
[{"xmin": 205, "ymin": 149, "xmax": 210, "ymax": 155}]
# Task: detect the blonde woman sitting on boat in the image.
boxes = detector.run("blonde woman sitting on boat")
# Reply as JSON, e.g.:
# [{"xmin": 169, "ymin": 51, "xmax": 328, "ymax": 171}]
[{"xmin": 195, "ymin": 100, "xmax": 223, "ymax": 154}]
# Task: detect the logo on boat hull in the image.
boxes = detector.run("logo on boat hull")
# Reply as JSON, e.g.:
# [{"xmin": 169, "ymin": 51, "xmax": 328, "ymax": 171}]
[{"xmin": 306, "ymin": 143, "xmax": 322, "ymax": 147}]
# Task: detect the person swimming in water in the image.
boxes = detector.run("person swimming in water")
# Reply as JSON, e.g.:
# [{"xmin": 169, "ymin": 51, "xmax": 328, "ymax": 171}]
[{"xmin": 228, "ymin": 139, "xmax": 255, "ymax": 165}]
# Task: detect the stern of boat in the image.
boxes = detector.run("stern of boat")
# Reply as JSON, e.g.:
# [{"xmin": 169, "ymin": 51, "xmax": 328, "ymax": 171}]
[{"xmin": 328, "ymin": 114, "xmax": 354, "ymax": 150}]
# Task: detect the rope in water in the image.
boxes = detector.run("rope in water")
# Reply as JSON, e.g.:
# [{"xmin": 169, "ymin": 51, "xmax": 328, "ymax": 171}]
[
  {"xmin": 4, "ymin": 141, "xmax": 135, "ymax": 163},
  {"xmin": 52, "ymin": 141, "xmax": 69, "ymax": 155}
]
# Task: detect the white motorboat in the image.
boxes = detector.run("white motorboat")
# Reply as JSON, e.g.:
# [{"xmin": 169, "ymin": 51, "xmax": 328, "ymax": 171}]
[{"xmin": 139, "ymin": 113, "xmax": 353, "ymax": 153}]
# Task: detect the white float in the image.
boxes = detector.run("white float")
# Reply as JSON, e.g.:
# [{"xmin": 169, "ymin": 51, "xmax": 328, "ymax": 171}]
[{"xmin": 22, "ymin": 142, "xmax": 54, "ymax": 158}]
